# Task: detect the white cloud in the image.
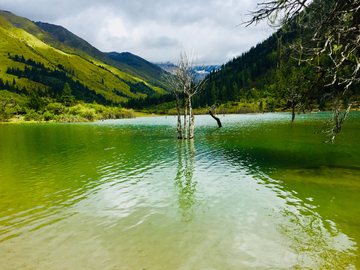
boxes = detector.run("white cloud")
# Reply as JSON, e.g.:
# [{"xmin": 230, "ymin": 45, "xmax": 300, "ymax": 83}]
[
  {"xmin": 0, "ymin": 0, "xmax": 274, "ymax": 64},
  {"xmin": 104, "ymin": 17, "xmax": 129, "ymax": 39}
]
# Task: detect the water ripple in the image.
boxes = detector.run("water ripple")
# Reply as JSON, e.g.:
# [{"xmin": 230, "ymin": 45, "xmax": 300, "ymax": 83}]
[{"xmin": 1, "ymin": 115, "xmax": 359, "ymax": 269}]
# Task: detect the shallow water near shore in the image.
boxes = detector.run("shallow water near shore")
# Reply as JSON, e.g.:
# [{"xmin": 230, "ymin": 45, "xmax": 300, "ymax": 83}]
[{"xmin": 0, "ymin": 112, "xmax": 359, "ymax": 269}]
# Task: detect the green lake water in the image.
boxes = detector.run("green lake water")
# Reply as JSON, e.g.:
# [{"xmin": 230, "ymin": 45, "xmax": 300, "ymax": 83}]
[{"xmin": 0, "ymin": 112, "xmax": 359, "ymax": 269}]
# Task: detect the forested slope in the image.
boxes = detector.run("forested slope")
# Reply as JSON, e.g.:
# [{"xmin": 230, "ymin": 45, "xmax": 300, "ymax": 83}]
[{"xmin": 193, "ymin": 29, "xmax": 305, "ymax": 111}]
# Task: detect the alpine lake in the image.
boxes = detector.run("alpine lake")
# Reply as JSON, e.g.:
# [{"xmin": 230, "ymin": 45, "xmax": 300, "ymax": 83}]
[{"xmin": 0, "ymin": 112, "xmax": 359, "ymax": 270}]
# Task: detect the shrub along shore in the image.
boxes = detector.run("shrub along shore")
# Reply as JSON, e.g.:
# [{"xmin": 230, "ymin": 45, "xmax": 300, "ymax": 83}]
[{"xmin": 0, "ymin": 90, "xmax": 135, "ymax": 124}]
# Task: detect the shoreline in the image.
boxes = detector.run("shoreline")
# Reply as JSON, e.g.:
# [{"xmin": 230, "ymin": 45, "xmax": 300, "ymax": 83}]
[
  {"xmin": 2, "ymin": 109, "xmax": 360, "ymax": 125},
  {"xmin": 0, "ymin": 112, "xmax": 161, "ymax": 125}
]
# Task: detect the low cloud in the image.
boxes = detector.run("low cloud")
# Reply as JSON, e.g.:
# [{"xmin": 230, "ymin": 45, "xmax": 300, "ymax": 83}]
[{"xmin": 143, "ymin": 36, "xmax": 180, "ymax": 49}]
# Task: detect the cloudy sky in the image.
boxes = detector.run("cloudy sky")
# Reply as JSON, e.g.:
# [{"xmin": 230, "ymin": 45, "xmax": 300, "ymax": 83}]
[{"xmin": 1, "ymin": 0, "xmax": 274, "ymax": 65}]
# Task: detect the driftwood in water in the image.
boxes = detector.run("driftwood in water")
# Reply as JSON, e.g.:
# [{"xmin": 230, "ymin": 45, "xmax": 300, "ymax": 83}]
[{"xmin": 209, "ymin": 111, "xmax": 222, "ymax": 127}]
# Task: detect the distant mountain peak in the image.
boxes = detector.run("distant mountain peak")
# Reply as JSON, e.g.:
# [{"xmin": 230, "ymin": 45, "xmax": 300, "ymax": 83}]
[{"xmin": 105, "ymin": 51, "xmax": 164, "ymax": 74}]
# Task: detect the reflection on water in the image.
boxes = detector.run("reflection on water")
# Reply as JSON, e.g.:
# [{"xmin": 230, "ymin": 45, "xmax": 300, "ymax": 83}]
[
  {"xmin": 257, "ymin": 175, "xmax": 358, "ymax": 269},
  {"xmin": 0, "ymin": 113, "xmax": 359, "ymax": 269},
  {"xmin": 175, "ymin": 140, "xmax": 197, "ymax": 223}
]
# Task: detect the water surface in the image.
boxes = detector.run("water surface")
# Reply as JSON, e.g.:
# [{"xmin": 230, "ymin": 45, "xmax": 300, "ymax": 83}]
[{"xmin": 0, "ymin": 112, "xmax": 359, "ymax": 269}]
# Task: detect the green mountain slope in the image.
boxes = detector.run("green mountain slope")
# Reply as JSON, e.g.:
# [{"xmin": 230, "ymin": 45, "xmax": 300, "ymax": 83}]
[
  {"xmin": 193, "ymin": 32, "xmax": 284, "ymax": 108},
  {"xmin": 192, "ymin": 29, "xmax": 316, "ymax": 112},
  {"xmin": 105, "ymin": 52, "xmax": 167, "ymax": 89},
  {"xmin": 34, "ymin": 21, "xmax": 168, "ymax": 92},
  {"xmin": 0, "ymin": 10, "xmax": 168, "ymax": 104},
  {"xmin": 34, "ymin": 21, "xmax": 113, "ymax": 65}
]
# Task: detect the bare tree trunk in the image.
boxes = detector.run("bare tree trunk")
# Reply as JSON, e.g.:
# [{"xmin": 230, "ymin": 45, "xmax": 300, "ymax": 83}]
[
  {"xmin": 292, "ymin": 105, "xmax": 295, "ymax": 122},
  {"xmin": 189, "ymin": 97, "xmax": 194, "ymax": 139},
  {"xmin": 175, "ymin": 95, "xmax": 182, "ymax": 139},
  {"xmin": 177, "ymin": 112, "xmax": 183, "ymax": 139},
  {"xmin": 184, "ymin": 98, "xmax": 188, "ymax": 140}
]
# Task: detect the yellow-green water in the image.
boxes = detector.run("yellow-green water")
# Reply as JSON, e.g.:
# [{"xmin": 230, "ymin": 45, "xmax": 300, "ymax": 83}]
[{"xmin": 0, "ymin": 112, "xmax": 359, "ymax": 269}]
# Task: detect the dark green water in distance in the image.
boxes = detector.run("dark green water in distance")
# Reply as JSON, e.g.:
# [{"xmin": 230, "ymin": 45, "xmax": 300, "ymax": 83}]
[{"xmin": 0, "ymin": 112, "xmax": 359, "ymax": 269}]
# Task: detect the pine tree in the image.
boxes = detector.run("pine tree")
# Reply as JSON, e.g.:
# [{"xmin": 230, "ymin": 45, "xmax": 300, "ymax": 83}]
[{"xmin": 61, "ymin": 83, "xmax": 75, "ymax": 106}]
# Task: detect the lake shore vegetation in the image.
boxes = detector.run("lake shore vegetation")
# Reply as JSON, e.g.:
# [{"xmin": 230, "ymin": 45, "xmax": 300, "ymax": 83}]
[{"xmin": 0, "ymin": 88, "xmax": 135, "ymax": 124}]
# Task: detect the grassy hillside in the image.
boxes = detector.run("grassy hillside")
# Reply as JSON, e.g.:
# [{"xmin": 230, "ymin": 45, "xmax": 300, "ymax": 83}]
[
  {"xmin": 34, "ymin": 21, "xmax": 115, "ymax": 65},
  {"xmin": 34, "ymin": 21, "xmax": 169, "ymax": 93},
  {"xmin": 0, "ymin": 10, "xmax": 168, "ymax": 105},
  {"xmin": 105, "ymin": 52, "xmax": 166, "ymax": 89}
]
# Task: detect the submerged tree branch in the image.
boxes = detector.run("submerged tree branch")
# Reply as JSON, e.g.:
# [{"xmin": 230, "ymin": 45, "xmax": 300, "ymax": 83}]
[
  {"xmin": 323, "ymin": 102, "xmax": 353, "ymax": 143},
  {"xmin": 209, "ymin": 110, "xmax": 222, "ymax": 128}
]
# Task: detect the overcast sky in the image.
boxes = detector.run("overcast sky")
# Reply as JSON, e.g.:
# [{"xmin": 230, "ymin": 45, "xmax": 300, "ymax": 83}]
[{"xmin": 1, "ymin": 0, "xmax": 274, "ymax": 65}]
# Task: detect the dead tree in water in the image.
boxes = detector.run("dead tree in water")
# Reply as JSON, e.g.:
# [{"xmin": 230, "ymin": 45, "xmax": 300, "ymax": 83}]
[
  {"xmin": 209, "ymin": 110, "xmax": 222, "ymax": 127},
  {"xmin": 317, "ymin": 100, "xmax": 353, "ymax": 143},
  {"xmin": 169, "ymin": 50, "xmax": 207, "ymax": 140}
]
